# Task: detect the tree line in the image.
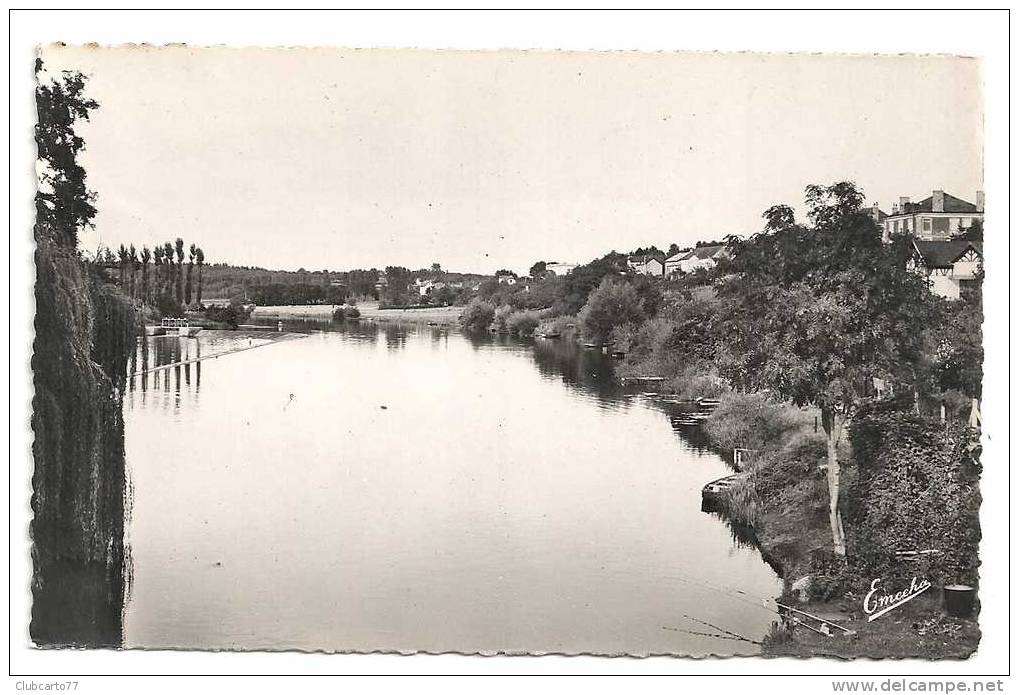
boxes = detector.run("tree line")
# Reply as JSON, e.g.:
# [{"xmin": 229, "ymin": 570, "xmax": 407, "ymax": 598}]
[{"xmin": 98, "ymin": 240, "xmax": 205, "ymax": 316}]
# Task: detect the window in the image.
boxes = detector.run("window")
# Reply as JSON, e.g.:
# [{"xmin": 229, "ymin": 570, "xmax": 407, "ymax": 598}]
[{"xmin": 922, "ymin": 218, "xmax": 932, "ymax": 233}]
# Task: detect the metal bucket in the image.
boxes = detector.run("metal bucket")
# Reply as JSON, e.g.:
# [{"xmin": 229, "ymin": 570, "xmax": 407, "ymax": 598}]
[{"xmin": 943, "ymin": 584, "xmax": 976, "ymax": 618}]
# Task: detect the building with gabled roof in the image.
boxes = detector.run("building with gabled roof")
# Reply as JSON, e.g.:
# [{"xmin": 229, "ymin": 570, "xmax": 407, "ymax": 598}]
[
  {"xmin": 664, "ymin": 244, "xmax": 729, "ymax": 276},
  {"xmin": 908, "ymin": 239, "xmax": 983, "ymax": 300},
  {"xmin": 882, "ymin": 189, "xmax": 984, "ymax": 242},
  {"xmin": 627, "ymin": 251, "xmax": 666, "ymax": 277}
]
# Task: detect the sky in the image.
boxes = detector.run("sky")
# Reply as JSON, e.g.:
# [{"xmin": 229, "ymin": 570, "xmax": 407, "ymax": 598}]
[{"xmin": 42, "ymin": 45, "xmax": 983, "ymax": 275}]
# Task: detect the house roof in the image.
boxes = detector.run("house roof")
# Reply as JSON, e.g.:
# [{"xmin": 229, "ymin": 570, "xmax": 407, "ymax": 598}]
[
  {"xmin": 690, "ymin": 244, "xmax": 726, "ymax": 260},
  {"xmin": 664, "ymin": 250, "xmax": 689, "ymax": 263},
  {"xmin": 913, "ymin": 240, "xmax": 983, "ymax": 268},
  {"xmin": 898, "ymin": 193, "xmax": 980, "ymax": 216},
  {"xmin": 629, "ymin": 252, "xmax": 665, "ymax": 263}
]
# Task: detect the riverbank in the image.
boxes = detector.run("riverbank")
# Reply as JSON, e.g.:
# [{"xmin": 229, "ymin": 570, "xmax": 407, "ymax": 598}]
[
  {"xmin": 763, "ymin": 591, "xmax": 980, "ymax": 660},
  {"xmin": 251, "ymin": 302, "xmax": 462, "ymax": 325},
  {"xmin": 702, "ymin": 394, "xmax": 982, "ymax": 659},
  {"xmin": 616, "ymin": 365, "xmax": 981, "ymax": 659}
]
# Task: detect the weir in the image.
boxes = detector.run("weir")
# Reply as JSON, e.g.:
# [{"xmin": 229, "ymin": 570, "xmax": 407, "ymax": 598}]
[{"xmin": 129, "ymin": 333, "xmax": 309, "ymax": 377}]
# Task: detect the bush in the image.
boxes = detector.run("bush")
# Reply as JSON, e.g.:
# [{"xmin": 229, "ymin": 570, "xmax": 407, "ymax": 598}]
[
  {"xmin": 332, "ymin": 305, "xmax": 360, "ymax": 321},
  {"xmin": 537, "ymin": 314, "xmax": 576, "ymax": 337},
  {"xmin": 807, "ymin": 550, "xmax": 853, "ymax": 601},
  {"xmin": 203, "ymin": 303, "xmax": 249, "ymax": 329},
  {"xmin": 492, "ymin": 304, "xmax": 514, "ymax": 333},
  {"xmin": 609, "ymin": 321, "xmax": 641, "ymax": 354},
  {"xmin": 845, "ymin": 411, "xmax": 981, "ymax": 585},
  {"xmin": 577, "ymin": 277, "xmax": 647, "ymax": 344},
  {"xmin": 749, "ymin": 430, "xmax": 829, "ymax": 498},
  {"xmin": 458, "ymin": 298, "xmax": 496, "ymax": 332},
  {"xmin": 704, "ymin": 392, "xmax": 806, "ymax": 454},
  {"xmin": 507, "ymin": 310, "xmax": 540, "ymax": 338}
]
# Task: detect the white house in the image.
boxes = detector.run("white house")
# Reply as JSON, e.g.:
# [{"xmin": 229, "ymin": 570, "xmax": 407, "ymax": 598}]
[
  {"xmin": 544, "ymin": 262, "xmax": 579, "ymax": 276},
  {"xmin": 665, "ymin": 245, "xmax": 728, "ymax": 275},
  {"xmin": 882, "ymin": 190, "xmax": 984, "ymax": 242},
  {"xmin": 908, "ymin": 240, "xmax": 983, "ymax": 300},
  {"xmin": 627, "ymin": 253, "xmax": 665, "ymax": 277}
]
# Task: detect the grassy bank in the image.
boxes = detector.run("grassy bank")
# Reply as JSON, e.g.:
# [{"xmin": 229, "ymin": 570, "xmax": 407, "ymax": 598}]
[{"xmin": 251, "ymin": 302, "xmax": 462, "ymax": 325}]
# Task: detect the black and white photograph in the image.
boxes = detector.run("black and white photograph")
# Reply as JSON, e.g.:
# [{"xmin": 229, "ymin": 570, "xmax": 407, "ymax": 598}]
[{"xmin": 9, "ymin": 8, "xmax": 1012, "ymax": 689}]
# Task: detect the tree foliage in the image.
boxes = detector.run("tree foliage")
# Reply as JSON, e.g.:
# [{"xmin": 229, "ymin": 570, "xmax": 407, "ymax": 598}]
[
  {"xmin": 847, "ymin": 407, "xmax": 980, "ymax": 584},
  {"xmin": 715, "ymin": 182, "xmax": 936, "ymax": 556},
  {"xmin": 458, "ymin": 297, "xmax": 496, "ymax": 332},
  {"xmin": 35, "ymin": 65, "xmax": 99, "ymax": 248},
  {"xmin": 577, "ymin": 277, "xmax": 646, "ymax": 344}
]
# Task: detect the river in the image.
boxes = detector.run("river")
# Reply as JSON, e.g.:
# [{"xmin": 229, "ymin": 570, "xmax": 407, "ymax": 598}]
[{"xmin": 122, "ymin": 320, "xmax": 781, "ymax": 655}]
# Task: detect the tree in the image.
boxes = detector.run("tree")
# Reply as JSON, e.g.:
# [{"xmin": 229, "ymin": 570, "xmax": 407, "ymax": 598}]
[
  {"xmin": 185, "ymin": 244, "xmax": 196, "ymax": 306},
  {"xmin": 174, "ymin": 238, "xmax": 185, "ymax": 304},
  {"xmin": 127, "ymin": 244, "xmax": 138, "ymax": 300},
  {"xmin": 430, "ymin": 262, "xmax": 442, "ymax": 274},
  {"xmin": 381, "ymin": 266, "xmax": 412, "ymax": 307},
  {"xmin": 458, "ymin": 298, "xmax": 496, "ymax": 332},
  {"xmin": 954, "ymin": 218, "xmax": 983, "ymax": 242},
  {"xmin": 714, "ymin": 182, "xmax": 935, "ymax": 557},
  {"xmin": 116, "ymin": 244, "xmax": 128, "ymax": 289},
  {"xmin": 140, "ymin": 246, "xmax": 151, "ymax": 305},
  {"xmin": 667, "ymin": 243, "xmax": 681, "ymax": 257},
  {"xmin": 556, "ymin": 251, "xmax": 628, "ymax": 316},
  {"xmin": 433, "ymin": 285, "xmax": 456, "ymax": 306},
  {"xmin": 162, "ymin": 241, "xmax": 174, "ymax": 298},
  {"xmin": 577, "ymin": 277, "xmax": 647, "ymax": 344},
  {"xmin": 34, "ymin": 66, "xmax": 99, "ymax": 248},
  {"xmin": 195, "ymin": 247, "xmax": 205, "ymax": 306},
  {"xmin": 153, "ymin": 246, "xmax": 164, "ymax": 300},
  {"xmin": 529, "ymin": 260, "xmax": 547, "ymax": 278}
]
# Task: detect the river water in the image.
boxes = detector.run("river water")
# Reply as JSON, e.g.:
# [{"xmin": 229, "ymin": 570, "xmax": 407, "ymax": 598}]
[{"xmin": 122, "ymin": 320, "xmax": 781, "ymax": 655}]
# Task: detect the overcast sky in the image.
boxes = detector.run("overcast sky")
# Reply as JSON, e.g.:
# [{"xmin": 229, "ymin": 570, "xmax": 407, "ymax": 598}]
[{"xmin": 42, "ymin": 45, "xmax": 983, "ymax": 275}]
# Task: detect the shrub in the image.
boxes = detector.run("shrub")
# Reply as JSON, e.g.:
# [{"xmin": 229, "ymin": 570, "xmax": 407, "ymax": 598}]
[
  {"xmin": 845, "ymin": 411, "xmax": 981, "ymax": 585},
  {"xmin": 704, "ymin": 392, "xmax": 805, "ymax": 454},
  {"xmin": 537, "ymin": 314, "xmax": 576, "ymax": 337},
  {"xmin": 807, "ymin": 550, "xmax": 853, "ymax": 601},
  {"xmin": 507, "ymin": 310, "xmax": 540, "ymax": 338},
  {"xmin": 203, "ymin": 304, "xmax": 249, "ymax": 329},
  {"xmin": 458, "ymin": 298, "xmax": 496, "ymax": 332},
  {"xmin": 750, "ymin": 430, "xmax": 829, "ymax": 498},
  {"xmin": 332, "ymin": 305, "xmax": 360, "ymax": 321},
  {"xmin": 492, "ymin": 304, "xmax": 514, "ymax": 333},
  {"xmin": 577, "ymin": 277, "xmax": 647, "ymax": 344}
]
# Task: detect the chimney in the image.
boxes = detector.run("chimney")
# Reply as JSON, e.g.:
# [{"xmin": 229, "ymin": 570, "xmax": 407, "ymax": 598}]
[
  {"xmin": 871, "ymin": 202, "xmax": 880, "ymax": 222},
  {"xmin": 975, "ymin": 190, "xmax": 984, "ymax": 212},
  {"xmin": 932, "ymin": 189, "xmax": 945, "ymax": 213},
  {"xmin": 899, "ymin": 196, "xmax": 910, "ymax": 212}
]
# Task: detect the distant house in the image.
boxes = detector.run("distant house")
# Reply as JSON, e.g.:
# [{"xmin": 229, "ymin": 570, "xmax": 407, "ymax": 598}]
[
  {"xmin": 627, "ymin": 252, "xmax": 665, "ymax": 277},
  {"xmin": 414, "ymin": 278, "xmax": 447, "ymax": 296},
  {"xmin": 908, "ymin": 239, "xmax": 983, "ymax": 300},
  {"xmin": 882, "ymin": 189, "xmax": 984, "ymax": 242},
  {"xmin": 495, "ymin": 271, "xmax": 518, "ymax": 285},
  {"xmin": 665, "ymin": 244, "xmax": 728, "ymax": 275},
  {"xmin": 544, "ymin": 262, "xmax": 578, "ymax": 276}
]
